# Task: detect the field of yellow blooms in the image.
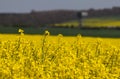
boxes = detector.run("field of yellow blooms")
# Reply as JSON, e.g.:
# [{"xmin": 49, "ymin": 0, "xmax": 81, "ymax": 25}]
[{"xmin": 0, "ymin": 30, "xmax": 120, "ymax": 79}]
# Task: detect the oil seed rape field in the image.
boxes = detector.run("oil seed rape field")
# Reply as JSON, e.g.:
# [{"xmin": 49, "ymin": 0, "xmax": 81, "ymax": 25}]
[
  {"xmin": 0, "ymin": 30, "xmax": 120, "ymax": 79},
  {"xmin": 55, "ymin": 16, "xmax": 120, "ymax": 27}
]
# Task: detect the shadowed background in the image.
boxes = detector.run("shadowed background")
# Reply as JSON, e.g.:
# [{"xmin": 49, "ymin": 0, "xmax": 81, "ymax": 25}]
[{"xmin": 0, "ymin": 0, "xmax": 120, "ymax": 37}]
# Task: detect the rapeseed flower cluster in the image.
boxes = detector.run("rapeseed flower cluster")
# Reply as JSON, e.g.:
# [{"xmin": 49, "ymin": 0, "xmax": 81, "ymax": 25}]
[
  {"xmin": 0, "ymin": 30, "xmax": 120, "ymax": 79},
  {"xmin": 18, "ymin": 29, "xmax": 24, "ymax": 35}
]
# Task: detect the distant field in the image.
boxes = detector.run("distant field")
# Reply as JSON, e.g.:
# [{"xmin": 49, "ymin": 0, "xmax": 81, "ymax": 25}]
[
  {"xmin": 55, "ymin": 16, "xmax": 120, "ymax": 27},
  {"xmin": 0, "ymin": 16, "xmax": 120, "ymax": 37}
]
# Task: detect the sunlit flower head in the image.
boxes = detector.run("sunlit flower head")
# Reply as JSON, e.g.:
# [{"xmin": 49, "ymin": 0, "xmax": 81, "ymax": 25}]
[
  {"xmin": 44, "ymin": 30, "xmax": 50, "ymax": 36},
  {"xmin": 18, "ymin": 29, "xmax": 24, "ymax": 33}
]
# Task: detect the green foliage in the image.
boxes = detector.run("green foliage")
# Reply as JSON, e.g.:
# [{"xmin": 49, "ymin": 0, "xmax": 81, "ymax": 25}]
[{"xmin": 0, "ymin": 26, "xmax": 120, "ymax": 38}]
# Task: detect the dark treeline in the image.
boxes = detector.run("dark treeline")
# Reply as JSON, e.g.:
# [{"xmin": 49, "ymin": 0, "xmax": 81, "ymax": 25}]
[
  {"xmin": 0, "ymin": 6, "xmax": 120, "ymax": 27},
  {"xmin": 0, "ymin": 10, "xmax": 77, "ymax": 27},
  {"xmin": 87, "ymin": 6, "xmax": 120, "ymax": 17}
]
